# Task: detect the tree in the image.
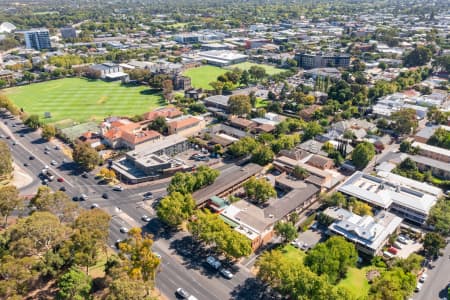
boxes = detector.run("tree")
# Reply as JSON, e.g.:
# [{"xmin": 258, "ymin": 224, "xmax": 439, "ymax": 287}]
[
  {"xmin": 393, "ymin": 253, "xmax": 423, "ymax": 274},
  {"xmin": 41, "ymin": 124, "xmax": 56, "ymax": 140},
  {"xmin": 322, "ymin": 192, "xmax": 347, "ymax": 207},
  {"xmin": 97, "ymin": 167, "xmax": 117, "ymax": 183},
  {"xmin": 0, "ymin": 185, "xmax": 22, "ymax": 227},
  {"xmin": 428, "ymin": 127, "xmax": 450, "ymax": 150},
  {"xmin": 57, "ymin": 267, "xmax": 92, "ymax": 300},
  {"xmin": 0, "ymin": 255, "xmax": 39, "ymax": 298},
  {"xmin": 73, "ymin": 142, "xmax": 101, "ymax": 171},
  {"xmin": 228, "ymin": 136, "xmax": 259, "ymax": 157},
  {"xmin": 391, "ymin": 108, "xmax": 418, "ymax": 135},
  {"xmin": 8, "ymin": 211, "xmax": 71, "ymax": 257},
  {"xmin": 30, "ymin": 186, "xmax": 80, "ymax": 223},
  {"xmin": 148, "ymin": 116, "xmax": 168, "ymax": 135},
  {"xmin": 189, "ymin": 210, "xmax": 251, "ymax": 259},
  {"xmin": 351, "ymin": 141, "xmax": 375, "ymax": 170},
  {"xmin": 24, "ymin": 114, "xmax": 41, "ymax": 130},
  {"xmin": 251, "ymin": 145, "xmax": 274, "ymax": 166},
  {"xmin": 399, "ymin": 140, "xmax": 412, "ymax": 153},
  {"xmin": 249, "ymin": 65, "xmax": 266, "ymax": 80},
  {"xmin": 369, "ymin": 267, "xmax": 416, "ymax": 300},
  {"xmin": 274, "ymin": 221, "xmax": 297, "ymax": 242},
  {"xmin": 162, "ymin": 79, "xmax": 173, "ymax": 102},
  {"xmin": 71, "ymin": 209, "xmax": 111, "ymax": 274},
  {"xmin": 292, "ymin": 165, "xmax": 309, "ymax": 179},
  {"xmin": 228, "ymin": 94, "xmax": 251, "ymax": 116},
  {"xmin": 0, "ymin": 141, "xmax": 13, "ymax": 181},
  {"xmin": 304, "ymin": 236, "xmax": 358, "ymax": 284},
  {"xmin": 105, "ymin": 277, "xmax": 150, "ymax": 300},
  {"xmin": 118, "ymin": 228, "xmax": 160, "ymax": 296},
  {"xmin": 302, "ymin": 122, "xmax": 323, "ymax": 141},
  {"xmin": 403, "ymin": 45, "xmax": 432, "ymax": 67},
  {"xmin": 349, "ymin": 198, "xmax": 373, "ymax": 216},
  {"xmin": 433, "ymin": 54, "xmax": 450, "ymax": 73},
  {"xmin": 156, "ymin": 192, "xmax": 195, "ymax": 227},
  {"xmin": 423, "ymin": 232, "xmax": 445, "ymax": 259},
  {"xmin": 240, "ymin": 70, "xmax": 250, "ymax": 86},
  {"xmin": 243, "ymin": 176, "xmax": 276, "ymax": 203},
  {"xmin": 428, "ymin": 198, "xmax": 450, "ymax": 236}
]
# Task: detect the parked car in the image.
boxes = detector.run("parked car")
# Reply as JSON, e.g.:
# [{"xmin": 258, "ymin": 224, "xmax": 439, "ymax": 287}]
[
  {"xmin": 80, "ymin": 194, "xmax": 88, "ymax": 201},
  {"xmin": 90, "ymin": 203, "xmax": 99, "ymax": 209},
  {"xmin": 219, "ymin": 268, "xmax": 233, "ymax": 279},
  {"xmin": 397, "ymin": 236, "xmax": 408, "ymax": 244},
  {"xmin": 81, "ymin": 172, "xmax": 88, "ymax": 178},
  {"xmin": 419, "ymin": 273, "xmax": 428, "ymax": 283},
  {"xmin": 206, "ymin": 256, "xmax": 221, "ymax": 270},
  {"xmin": 29, "ymin": 156, "xmax": 35, "ymax": 160},
  {"xmin": 23, "ymin": 162, "xmax": 29, "ymax": 167},
  {"xmin": 113, "ymin": 185, "xmax": 124, "ymax": 191},
  {"xmin": 415, "ymin": 282, "xmax": 423, "ymax": 292},
  {"xmin": 59, "ymin": 186, "xmax": 66, "ymax": 192},
  {"xmin": 176, "ymin": 288, "xmax": 189, "ymax": 299},
  {"xmin": 142, "ymin": 215, "xmax": 151, "ymax": 222},
  {"xmin": 51, "ymin": 160, "xmax": 57, "ymax": 166},
  {"xmin": 119, "ymin": 227, "xmax": 128, "ymax": 233},
  {"xmin": 393, "ymin": 242, "xmax": 403, "ymax": 249},
  {"xmin": 57, "ymin": 177, "xmax": 64, "ymax": 182},
  {"xmin": 388, "ymin": 247, "xmax": 398, "ymax": 255},
  {"xmin": 102, "ymin": 193, "xmax": 109, "ymax": 199},
  {"xmin": 143, "ymin": 192, "xmax": 153, "ymax": 200}
]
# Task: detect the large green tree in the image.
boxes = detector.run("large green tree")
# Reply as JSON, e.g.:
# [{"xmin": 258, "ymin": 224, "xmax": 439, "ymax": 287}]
[
  {"xmin": 0, "ymin": 141, "xmax": 13, "ymax": 181},
  {"xmin": 304, "ymin": 236, "xmax": 358, "ymax": 284},
  {"xmin": 0, "ymin": 185, "xmax": 22, "ymax": 227},
  {"xmin": 243, "ymin": 176, "xmax": 276, "ymax": 203},
  {"xmin": 228, "ymin": 94, "xmax": 252, "ymax": 116},
  {"xmin": 156, "ymin": 192, "xmax": 195, "ymax": 227},
  {"xmin": 30, "ymin": 186, "xmax": 80, "ymax": 223},
  {"xmin": 351, "ymin": 141, "xmax": 375, "ymax": 170},
  {"xmin": 368, "ymin": 267, "xmax": 416, "ymax": 300},
  {"xmin": 274, "ymin": 221, "xmax": 297, "ymax": 242},
  {"xmin": 390, "ymin": 108, "xmax": 418, "ymax": 135},
  {"xmin": 73, "ymin": 141, "xmax": 101, "ymax": 171},
  {"xmin": 428, "ymin": 198, "xmax": 450, "ymax": 236},
  {"xmin": 57, "ymin": 267, "xmax": 93, "ymax": 300},
  {"xmin": 403, "ymin": 45, "xmax": 432, "ymax": 67},
  {"xmin": 423, "ymin": 232, "xmax": 445, "ymax": 259},
  {"xmin": 24, "ymin": 114, "xmax": 41, "ymax": 130}
]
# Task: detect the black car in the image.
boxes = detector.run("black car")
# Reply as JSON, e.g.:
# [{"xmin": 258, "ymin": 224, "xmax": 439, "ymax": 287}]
[
  {"xmin": 72, "ymin": 196, "xmax": 79, "ymax": 201},
  {"xmin": 23, "ymin": 162, "xmax": 29, "ymax": 167},
  {"xmin": 81, "ymin": 172, "xmax": 89, "ymax": 178},
  {"xmin": 102, "ymin": 193, "xmax": 109, "ymax": 199},
  {"xmin": 59, "ymin": 186, "xmax": 66, "ymax": 192},
  {"xmin": 29, "ymin": 156, "xmax": 35, "ymax": 160},
  {"xmin": 19, "ymin": 134, "xmax": 24, "ymax": 137}
]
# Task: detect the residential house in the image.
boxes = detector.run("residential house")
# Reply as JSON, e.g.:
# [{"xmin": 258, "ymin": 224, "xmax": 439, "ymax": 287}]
[{"xmin": 411, "ymin": 141, "xmax": 450, "ymax": 163}]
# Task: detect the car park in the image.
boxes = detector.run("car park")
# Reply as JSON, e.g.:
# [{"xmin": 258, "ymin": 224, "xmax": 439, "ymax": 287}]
[
  {"xmin": 90, "ymin": 203, "xmax": 99, "ymax": 209},
  {"xmin": 176, "ymin": 288, "xmax": 189, "ymax": 299},
  {"xmin": 142, "ymin": 215, "xmax": 152, "ymax": 222},
  {"xmin": 219, "ymin": 268, "xmax": 233, "ymax": 279},
  {"xmin": 119, "ymin": 227, "xmax": 129, "ymax": 233}
]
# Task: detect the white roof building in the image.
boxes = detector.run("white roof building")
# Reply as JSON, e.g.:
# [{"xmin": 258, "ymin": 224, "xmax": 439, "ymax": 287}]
[{"xmin": 338, "ymin": 171, "xmax": 438, "ymax": 225}]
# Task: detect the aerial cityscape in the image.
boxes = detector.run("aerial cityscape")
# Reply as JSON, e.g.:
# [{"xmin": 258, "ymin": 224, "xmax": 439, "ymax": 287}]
[{"xmin": 0, "ymin": 0, "xmax": 449, "ymax": 299}]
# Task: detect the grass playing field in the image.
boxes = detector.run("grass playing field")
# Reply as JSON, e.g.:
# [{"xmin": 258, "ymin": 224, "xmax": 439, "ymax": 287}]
[
  {"xmin": 3, "ymin": 78, "xmax": 165, "ymax": 124},
  {"xmin": 227, "ymin": 62, "xmax": 285, "ymax": 75},
  {"xmin": 182, "ymin": 65, "xmax": 227, "ymax": 89}
]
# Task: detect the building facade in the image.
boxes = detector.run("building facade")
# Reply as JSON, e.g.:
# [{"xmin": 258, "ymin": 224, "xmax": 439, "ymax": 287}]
[
  {"xmin": 24, "ymin": 29, "xmax": 51, "ymax": 50},
  {"xmin": 295, "ymin": 52, "xmax": 350, "ymax": 69}
]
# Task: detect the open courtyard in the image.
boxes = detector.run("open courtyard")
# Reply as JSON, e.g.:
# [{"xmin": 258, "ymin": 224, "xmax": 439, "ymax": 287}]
[{"xmin": 3, "ymin": 78, "xmax": 165, "ymax": 124}]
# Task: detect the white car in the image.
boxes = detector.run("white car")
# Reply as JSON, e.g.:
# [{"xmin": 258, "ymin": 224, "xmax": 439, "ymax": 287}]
[
  {"xmin": 176, "ymin": 288, "xmax": 189, "ymax": 299},
  {"xmin": 219, "ymin": 268, "xmax": 234, "ymax": 279},
  {"xmin": 153, "ymin": 252, "xmax": 161, "ymax": 259},
  {"xmin": 419, "ymin": 273, "xmax": 428, "ymax": 283},
  {"xmin": 113, "ymin": 185, "xmax": 124, "ymax": 191},
  {"xmin": 119, "ymin": 227, "xmax": 129, "ymax": 234},
  {"xmin": 397, "ymin": 236, "xmax": 408, "ymax": 244},
  {"xmin": 142, "ymin": 215, "xmax": 152, "ymax": 222},
  {"xmin": 51, "ymin": 160, "xmax": 57, "ymax": 166}
]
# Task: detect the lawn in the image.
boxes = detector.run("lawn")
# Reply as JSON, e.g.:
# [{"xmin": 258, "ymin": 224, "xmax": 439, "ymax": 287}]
[
  {"xmin": 337, "ymin": 267, "xmax": 372, "ymax": 299},
  {"xmin": 255, "ymin": 98, "xmax": 269, "ymax": 108},
  {"xmin": 280, "ymin": 244, "xmax": 305, "ymax": 263},
  {"xmin": 182, "ymin": 65, "xmax": 227, "ymax": 89},
  {"xmin": 227, "ymin": 62, "xmax": 285, "ymax": 75},
  {"xmin": 3, "ymin": 78, "xmax": 165, "ymax": 124}
]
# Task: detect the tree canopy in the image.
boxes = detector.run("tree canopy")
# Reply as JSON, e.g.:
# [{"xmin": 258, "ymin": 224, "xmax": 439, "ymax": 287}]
[{"xmin": 351, "ymin": 141, "xmax": 375, "ymax": 169}]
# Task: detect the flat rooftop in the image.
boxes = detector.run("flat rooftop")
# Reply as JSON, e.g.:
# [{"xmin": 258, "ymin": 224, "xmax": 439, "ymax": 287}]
[{"xmin": 128, "ymin": 134, "xmax": 187, "ymax": 162}]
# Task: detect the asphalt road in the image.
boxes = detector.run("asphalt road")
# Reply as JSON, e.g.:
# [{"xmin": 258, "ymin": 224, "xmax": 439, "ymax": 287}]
[
  {"xmin": 1, "ymin": 110, "xmax": 258, "ymax": 300},
  {"xmin": 414, "ymin": 242, "xmax": 450, "ymax": 300}
]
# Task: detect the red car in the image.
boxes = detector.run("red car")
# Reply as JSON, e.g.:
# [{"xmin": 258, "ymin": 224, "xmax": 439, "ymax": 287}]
[
  {"xmin": 388, "ymin": 247, "xmax": 398, "ymax": 255},
  {"xmin": 57, "ymin": 177, "xmax": 64, "ymax": 182}
]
